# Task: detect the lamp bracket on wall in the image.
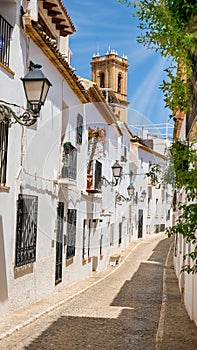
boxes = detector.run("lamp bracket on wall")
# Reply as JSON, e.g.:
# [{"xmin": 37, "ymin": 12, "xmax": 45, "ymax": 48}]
[
  {"xmin": 101, "ymin": 176, "xmax": 119, "ymax": 187},
  {"xmin": 115, "ymin": 191, "xmax": 127, "ymax": 204},
  {"xmin": 101, "ymin": 160, "xmax": 123, "ymax": 187},
  {"xmin": 0, "ymin": 101, "xmax": 39, "ymax": 127}
]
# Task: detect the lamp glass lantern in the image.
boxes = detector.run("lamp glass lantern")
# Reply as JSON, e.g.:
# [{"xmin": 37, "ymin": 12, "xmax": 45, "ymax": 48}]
[
  {"xmin": 111, "ymin": 160, "xmax": 122, "ymax": 180},
  {"xmin": 21, "ymin": 66, "xmax": 52, "ymax": 114},
  {"xmin": 141, "ymin": 189, "xmax": 147, "ymax": 199},
  {"xmin": 127, "ymin": 184, "xmax": 135, "ymax": 197}
]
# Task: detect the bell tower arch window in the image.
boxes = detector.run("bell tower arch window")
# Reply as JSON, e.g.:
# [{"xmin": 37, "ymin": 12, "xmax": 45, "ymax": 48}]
[
  {"xmin": 100, "ymin": 72, "xmax": 105, "ymax": 88},
  {"xmin": 117, "ymin": 73, "xmax": 122, "ymax": 93}
]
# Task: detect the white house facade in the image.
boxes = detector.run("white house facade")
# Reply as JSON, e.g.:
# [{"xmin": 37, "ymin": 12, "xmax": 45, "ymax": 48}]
[
  {"xmin": 0, "ymin": 0, "xmax": 92, "ymax": 315},
  {"xmin": 0, "ymin": 0, "xmax": 131, "ymax": 315},
  {"xmin": 172, "ymin": 109, "xmax": 197, "ymax": 325},
  {"xmin": 0, "ymin": 0, "xmax": 174, "ymax": 317},
  {"xmin": 129, "ymin": 136, "xmax": 172, "ymax": 240}
]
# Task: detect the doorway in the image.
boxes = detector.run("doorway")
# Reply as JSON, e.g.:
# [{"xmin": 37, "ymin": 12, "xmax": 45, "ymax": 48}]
[
  {"xmin": 119, "ymin": 222, "xmax": 122, "ymax": 245},
  {"xmin": 138, "ymin": 209, "xmax": 143, "ymax": 238},
  {"xmin": 55, "ymin": 202, "xmax": 64, "ymax": 284}
]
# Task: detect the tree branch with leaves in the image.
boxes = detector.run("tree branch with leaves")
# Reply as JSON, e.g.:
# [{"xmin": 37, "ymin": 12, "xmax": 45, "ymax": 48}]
[
  {"xmin": 146, "ymin": 140, "xmax": 197, "ymax": 273},
  {"xmin": 118, "ymin": 0, "xmax": 197, "ymax": 115}
]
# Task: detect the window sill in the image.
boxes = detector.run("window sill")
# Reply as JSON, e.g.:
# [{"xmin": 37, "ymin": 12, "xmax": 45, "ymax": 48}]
[
  {"xmin": 14, "ymin": 263, "xmax": 34, "ymax": 279},
  {"xmin": 58, "ymin": 178, "xmax": 76, "ymax": 186},
  {"xmin": 81, "ymin": 190, "xmax": 102, "ymax": 198},
  {"xmin": 86, "ymin": 186, "xmax": 102, "ymax": 194},
  {"xmin": 66, "ymin": 256, "xmax": 74, "ymax": 266},
  {"xmin": 0, "ymin": 184, "xmax": 10, "ymax": 192},
  {"xmin": 0, "ymin": 62, "xmax": 15, "ymax": 76}
]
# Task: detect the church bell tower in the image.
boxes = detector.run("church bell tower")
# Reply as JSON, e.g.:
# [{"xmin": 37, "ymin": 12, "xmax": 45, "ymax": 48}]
[{"xmin": 91, "ymin": 49, "xmax": 129, "ymax": 122}]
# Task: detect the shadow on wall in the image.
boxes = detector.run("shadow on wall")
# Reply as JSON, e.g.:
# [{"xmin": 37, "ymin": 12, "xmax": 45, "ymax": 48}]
[{"xmin": 0, "ymin": 216, "xmax": 8, "ymax": 301}]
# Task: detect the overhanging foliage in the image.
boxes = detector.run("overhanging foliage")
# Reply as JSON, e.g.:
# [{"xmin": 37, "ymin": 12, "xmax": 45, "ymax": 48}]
[
  {"xmin": 118, "ymin": 0, "xmax": 197, "ymax": 115},
  {"xmin": 146, "ymin": 140, "xmax": 197, "ymax": 273}
]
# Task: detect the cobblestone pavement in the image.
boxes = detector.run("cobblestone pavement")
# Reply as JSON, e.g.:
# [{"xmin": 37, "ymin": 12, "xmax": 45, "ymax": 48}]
[{"xmin": 0, "ymin": 234, "xmax": 196, "ymax": 350}]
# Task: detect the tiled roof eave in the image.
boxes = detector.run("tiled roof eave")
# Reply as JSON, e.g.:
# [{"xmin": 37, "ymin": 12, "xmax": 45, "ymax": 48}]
[
  {"xmin": 131, "ymin": 141, "xmax": 167, "ymax": 160},
  {"xmin": 56, "ymin": 0, "xmax": 76, "ymax": 32},
  {"xmin": 40, "ymin": 0, "xmax": 76, "ymax": 34},
  {"xmin": 23, "ymin": 17, "xmax": 90, "ymax": 104}
]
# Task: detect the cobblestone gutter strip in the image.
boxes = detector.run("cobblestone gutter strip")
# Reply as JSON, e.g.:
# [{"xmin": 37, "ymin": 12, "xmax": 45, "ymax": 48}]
[{"xmin": 155, "ymin": 241, "xmax": 174, "ymax": 350}]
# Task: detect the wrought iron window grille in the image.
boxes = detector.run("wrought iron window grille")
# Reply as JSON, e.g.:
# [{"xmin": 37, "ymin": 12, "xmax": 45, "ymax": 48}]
[
  {"xmin": 62, "ymin": 143, "xmax": 77, "ymax": 180},
  {"xmin": 76, "ymin": 114, "xmax": 83, "ymax": 145},
  {"xmin": 0, "ymin": 120, "xmax": 8, "ymax": 185},
  {"xmin": 15, "ymin": 194, "xmax": 38, "ymax": 267},
  {"xmin": 0, "ymin": 15, "xmax": 13, "ymax": 68},
  {"xmin": 67, "ymin": 209, "xmax": 77, "ymax": 259}
]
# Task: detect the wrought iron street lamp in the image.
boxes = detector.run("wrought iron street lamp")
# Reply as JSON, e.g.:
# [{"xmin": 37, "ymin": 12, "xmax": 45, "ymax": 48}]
[
  {"xmin": 126, "ymin": 183, "xmax": 146, "ymax": 203},
  {"xmin": 102, "ymin": 161, "xmax": 147, "ymax": 202},
  {"xmin": 127, "ymin": 183, "xmax": 135, "ymax": 197},
  {"xmin": 111, "ymin": 160, "xmax": 123, "ymax": 185},
  {"xmin": 0, "ymin": 61, "xmax": 52, "ymax": 126},
  {"xmin": 102, "ymin": 160, "xmax": 122, "ymax": 187},
  {"xmin": 115, "ymin": 186, "xmax": 146, "ymax": 204},
  {"xmin": 141, "ymin": 190, "xmax": 147, "ymax": 199}
]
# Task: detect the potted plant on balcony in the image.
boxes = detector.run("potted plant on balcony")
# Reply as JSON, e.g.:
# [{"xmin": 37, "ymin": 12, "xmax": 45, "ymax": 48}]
[
  {"xmin": 63, "ymin": 141, "xmax": 73, "ymax": 155},
  {"xmin": 88, "ymin": 127, "xmax": 106, "ymax": 141}
]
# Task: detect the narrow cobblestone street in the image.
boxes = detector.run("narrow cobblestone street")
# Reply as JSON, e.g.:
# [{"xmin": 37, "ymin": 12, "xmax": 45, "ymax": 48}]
[{"xmin": 0, "ymin": 234, "xmax": 197, "ymax": 350}]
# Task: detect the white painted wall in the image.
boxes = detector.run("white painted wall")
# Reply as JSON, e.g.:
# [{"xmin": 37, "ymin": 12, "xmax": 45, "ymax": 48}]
[
  {"xmin": 129, "ymin": 142, "xmax": 172, "ymax": 240},
  {"xmin": 0, "ymin": 1, "xmax": 88, "ymax": 313},
  {"xmin": 172, "ymin": 117, "xmax": 197, "ymax": 325}
]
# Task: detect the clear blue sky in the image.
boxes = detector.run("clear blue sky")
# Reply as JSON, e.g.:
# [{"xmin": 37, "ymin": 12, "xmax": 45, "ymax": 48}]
[{"xmin": 64, "ymin": 0, "xmax": 173, "ymax": 137}]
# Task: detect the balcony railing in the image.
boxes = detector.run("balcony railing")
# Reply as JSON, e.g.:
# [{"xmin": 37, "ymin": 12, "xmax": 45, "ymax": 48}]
[
  {"xmin": 0, "ymin": 15, "xmax": 13, "ymax": 67},
  {"xmin": 62, "ymin": 165, "xmax": 76, "ymax": 180},
  {"xmin": 61, "ymin": 143, "xmax": 77, "ymax": 180}
]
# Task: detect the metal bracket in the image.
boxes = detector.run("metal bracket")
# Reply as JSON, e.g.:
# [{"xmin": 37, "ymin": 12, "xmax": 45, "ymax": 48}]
[{"xmin": 0, "ymin": 101, "xmax": 39, "ymax": 127}]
